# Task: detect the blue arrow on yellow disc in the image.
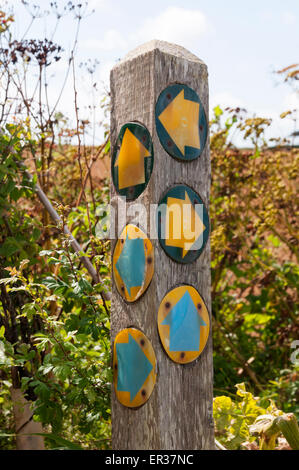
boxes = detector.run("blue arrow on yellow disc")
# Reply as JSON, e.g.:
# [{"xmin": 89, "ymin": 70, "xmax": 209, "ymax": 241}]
[
  {"xmin": 112, "ymin": 122, "xmax": 154, "ymax": 201},
  {"xmin": 113, "ymin": 328, "xmax": 157, "ymax": 408},
  {"xmin": 157, "ymin": 184, "xmax": 209, "ymax": 264},
  {"xmin": 162, "ymin": 291, "xmax": 207, "ymax": 352},
  {"xmin": 158, "ymin": 285, "xmax": 210, "ymax": 364},
  {"xmin": 115, "ymin": 234, "xmax": 146, "ymax": 296},
  {"xmin": 155, "ymin": 84, "xmax": 207, "ymax": 161},
  {"xmin": 113, "ymin": 224, "xmax": 154, "ymax": 302}
]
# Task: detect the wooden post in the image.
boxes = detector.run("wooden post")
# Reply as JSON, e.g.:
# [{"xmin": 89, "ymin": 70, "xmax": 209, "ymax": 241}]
[
  {"xmin": 11, "ymin": 388, "xmax": 45, "ymax": 450},
  {"xmin": 110, "ymin": 40, "xmax": 214, "ymax": 450}
]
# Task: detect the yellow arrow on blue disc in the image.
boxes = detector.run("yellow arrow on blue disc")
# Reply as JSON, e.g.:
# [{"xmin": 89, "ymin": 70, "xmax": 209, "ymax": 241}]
[
  {"xmin": 157, "ymin": 184, "xmax": 209, "ymax": 264},
  {"xmin": 158, "ymin": 285, "xmax": 210, "ymax": 364},
  {"xmin": 155, "ymin": 84, "xmax": 207, "ymax": 161},
  {"xmin": 113, "ymin": 328, "xmax": 157, "ymax": 408},
  {"xmin": 111, "ymin": 122, "xmax": 154, "ymax": 201}
]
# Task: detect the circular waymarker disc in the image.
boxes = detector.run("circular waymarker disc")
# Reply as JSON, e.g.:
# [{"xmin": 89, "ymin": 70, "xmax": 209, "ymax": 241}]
[
  {"xmin": 155, "ymin": 83, "xmax": 207, "ymax": 161},
  {"xmin": 113, "ymin": 224, "xmax": 154, "ymax": 302},
  {"xmin": 157, "ymin": 184, "xmax": 209, "ymax": 264},
  {"xmin": 111, "ymin": 122, "xmax": 154, "ymax": 201},
  {"xmin": 158, "ymin": 285, "xmax": 210, "ymax": 364},
  {"xmin": 113, "ymin": 328, "xmax": 157, "ymax": 408}
]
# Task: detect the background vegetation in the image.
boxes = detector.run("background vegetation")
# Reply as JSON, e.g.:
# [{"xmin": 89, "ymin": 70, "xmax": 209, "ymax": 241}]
[{"xmin": 0, "ymin": 1, "xmax": 298, "ymax": 450}]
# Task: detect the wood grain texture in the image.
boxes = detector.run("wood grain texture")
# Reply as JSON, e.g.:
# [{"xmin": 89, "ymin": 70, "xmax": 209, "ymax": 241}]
[
  {"xmin": 110, "ymin": 40, "xmax": 215, "ymax": 450},
  {"xmin": 11, "ymin": 388, "xmax": 45, "ymax": 450}
]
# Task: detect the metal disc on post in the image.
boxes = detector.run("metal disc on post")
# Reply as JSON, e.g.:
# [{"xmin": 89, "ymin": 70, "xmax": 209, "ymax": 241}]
[
  {"xmin": 155, "ymin": 83, "xmax": 208, "ymax": 161},
  {"xmin": 157, "ymin": 285, "xmax": 210, "ymax": 364},
  {"xmin": 113, "ymin": 328, "xmax": 157, "ymax": 408},
  {"xmin": 157, "ymin": 184, "xmax": 210, "ymax": 264},
  {"xmin": 112, "ymin": 223, "xmax": 154, "ymax": 303},
  {"xmin": 111, "ymin": 122, "xmax": 154, "ymax": 201}
]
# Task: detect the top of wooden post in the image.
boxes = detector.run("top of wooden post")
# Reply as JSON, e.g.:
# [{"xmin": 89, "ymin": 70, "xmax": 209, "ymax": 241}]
[{"xmin": 113, "ymin": 39, "xmax": 206, "ymax": 68}]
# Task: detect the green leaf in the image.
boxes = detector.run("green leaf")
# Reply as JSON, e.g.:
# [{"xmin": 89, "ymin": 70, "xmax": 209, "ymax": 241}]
[
  {"xmin": 39, "ymin": 250, "xmax": 53, "ymax": 256},
  {"xmin": 104, "ymin": 140, "xmax": 110, "ymax": 154},
  {"xmin": 32, "ymin": 227, "xmax": 41, "ymax": 241},
  {"xmin": 73, "ymin": 277, "xmax": 93, "ymax": 295},
  {"xmin": 267, "ymin": 234, "xmax": 281, "ymax": 248},
  {"xmin": 32, "ymin": 173, "xmax": 38, "ymax": 186},
  {"xmin": 213, "ymin": 105, "xmax": 223, "ymax": 118},
  {"xmin": 0, "ymin": 326, "xmax": 5, "ymax": 338}
]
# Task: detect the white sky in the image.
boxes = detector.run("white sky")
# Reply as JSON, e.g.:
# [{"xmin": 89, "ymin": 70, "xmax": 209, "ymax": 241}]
[{"xmin": 3, "ymin": 0, "xmax": 299, "ymax": 145}]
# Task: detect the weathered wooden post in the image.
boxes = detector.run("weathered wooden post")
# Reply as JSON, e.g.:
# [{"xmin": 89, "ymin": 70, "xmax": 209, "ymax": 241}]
[{"xmin": 110, "ymin": 40, "xmax": 214, "ymax": 450}]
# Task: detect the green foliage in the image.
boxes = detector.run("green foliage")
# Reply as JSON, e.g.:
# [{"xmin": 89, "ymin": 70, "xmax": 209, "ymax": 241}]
[
  {"xmin": 210, "ymin": 106, "xmax": 299, "ymax": 416},
  {"xmin": 0, "ymin": 2, "xmax": 111, "ymax": 449},
  {"xmin": 0, "ymin": 122, "xmax": 111, "ymax": 449},
  {"xmin": 214, "ymin": 382, "xmax": 299, "ymax": 450},
  {"xmin": 0, "ymin": 219, "xmax": 111, "ymax": 449},
  {"xmin": 0, "ymin": 377, "xmax": 14, "ymax": 450},
  {"xmin": 214, "ymin": 383, "xmax": 268, "ymax": 449}
]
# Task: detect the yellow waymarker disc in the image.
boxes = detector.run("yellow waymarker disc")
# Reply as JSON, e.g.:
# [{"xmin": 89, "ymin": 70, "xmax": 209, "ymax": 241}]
[
  {"xmin": 113, "ymin": 224, "xmax": 154, "ymax": 302},
  {"xmin": 113, "ymin": 328, "xmax": 157, "ymax": 408},
  {"xmin": 157, "ymin": 285, "xmax": 210, "ymax": 364}
]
